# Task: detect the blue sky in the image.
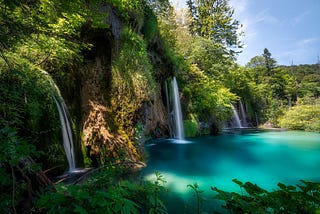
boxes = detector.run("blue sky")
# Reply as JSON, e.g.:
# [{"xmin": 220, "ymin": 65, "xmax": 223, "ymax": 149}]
[{"xmin": 170, "ymin": 0, "xmax": 320, "ymax": 66}]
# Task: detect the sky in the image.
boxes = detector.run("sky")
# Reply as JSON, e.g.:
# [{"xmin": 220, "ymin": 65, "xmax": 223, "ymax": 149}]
[{"xmin": 170, "ymin": 0, "xmax": 320, "ymax": 66}]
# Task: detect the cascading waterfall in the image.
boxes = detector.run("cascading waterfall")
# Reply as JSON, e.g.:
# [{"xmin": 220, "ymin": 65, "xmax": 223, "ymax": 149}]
[
  {"xmin": 53, "ymin": 95, "xmax": 76, "ymax": 171},
  {"xmin": 239, "ymin": 100, "xmax": 248, "ymax": 127},
  {"xmin": 43, "ymin": 71, "xmax": 76, "ymax": 172},
  {"xmin": 171, "ymin": 77, "xmax": 184, "ymax": 139},
  {"xmin": 231, "ymin": 104, "xmax": 243, "ymax": 128}
]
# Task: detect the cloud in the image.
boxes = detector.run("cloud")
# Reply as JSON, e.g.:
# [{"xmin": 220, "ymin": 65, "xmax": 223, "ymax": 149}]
[
  {"xmin": 292, "ymin": 11, "xmax": 310, "ymax": 25},
  {"xmin": 255, "ymin": 8, "xmax": 279, "ymax": 24},
  {"xmin": 297, "ymin": 37, "xmax": 319, "ymax": 48},
  {"xmin": 277, "ymin": 37, "xmax": 320, "ymax": 65}
]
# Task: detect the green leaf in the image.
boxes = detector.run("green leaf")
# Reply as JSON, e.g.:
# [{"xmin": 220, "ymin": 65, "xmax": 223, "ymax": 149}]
[
  {"xmin": 73, "ymin": 205, "xmax": 88, "ymax": 214},
  {"xmin": 232, "ymin": 178, "xmax": 244, "ymax": 187}
]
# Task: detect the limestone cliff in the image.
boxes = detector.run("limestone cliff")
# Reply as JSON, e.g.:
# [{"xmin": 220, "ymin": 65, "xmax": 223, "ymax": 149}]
[{"xmin": 71, "ymin": 4, "xmax": 172, "ymax": 167}]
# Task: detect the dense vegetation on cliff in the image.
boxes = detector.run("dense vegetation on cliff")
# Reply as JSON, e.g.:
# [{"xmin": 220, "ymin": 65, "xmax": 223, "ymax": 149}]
[{"xmin": 0, "ymin": 0, "xmax": 319, "ymax": 212}]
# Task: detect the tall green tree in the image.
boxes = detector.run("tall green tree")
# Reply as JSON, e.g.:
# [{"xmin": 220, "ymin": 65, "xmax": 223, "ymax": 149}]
[
  {"xmin": 186, "ymin": 0, "xmax": 242, "ymax": 51},
  {"xmin": 263, "ymin": 48, "xmax": 277, "ymax": 75}
]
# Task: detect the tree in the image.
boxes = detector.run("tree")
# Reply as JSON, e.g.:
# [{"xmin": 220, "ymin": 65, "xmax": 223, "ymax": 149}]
[
  {"xmin": 263, "ymin": 48, "xmax": 277, "ymax": 75},
  {"xmin": 186, "ymin": 0, "xmax": 242, "ymax": 51},
  {"xmin": 246, "ymin": 56, "xmax": 265, "ymax": 68}
]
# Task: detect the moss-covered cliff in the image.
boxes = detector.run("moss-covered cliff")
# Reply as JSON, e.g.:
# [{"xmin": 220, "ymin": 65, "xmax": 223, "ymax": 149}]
[
  {"xmin": 0, "ymin": 1, "xmax": 176, "ymax": 177},
  {"xmin": 74, "ymin": 4, "xmax": 173, "ymax": 167}
]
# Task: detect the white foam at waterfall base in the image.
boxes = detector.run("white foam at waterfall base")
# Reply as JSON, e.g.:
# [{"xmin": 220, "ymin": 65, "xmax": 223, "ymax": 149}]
[{"xmin": 171, "ymin": 77, "xmax": 185, "ymax": 140}]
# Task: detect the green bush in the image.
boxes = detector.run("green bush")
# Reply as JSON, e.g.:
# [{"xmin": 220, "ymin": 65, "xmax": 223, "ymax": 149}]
[
  {"xmin": 35, "ymin": 170, "xmax": 167, "ymax": 214},
  {"xmin": 184, "ymin": 120, "xmax": 199, "ymax": 138},
  {"xmin": 278, "ymin": 102, "xmax": 320, "ymax": 131},
  {"xmin": 0, "ymin": 126, "xmax": 40, "ymax": 213},
  {"xmin": 213, "ymin": 179, "xmax": 320, "ymax": 213},
  {"xmin": 0, "ymin": 63, "xmax": 66, "ymax": 170}
]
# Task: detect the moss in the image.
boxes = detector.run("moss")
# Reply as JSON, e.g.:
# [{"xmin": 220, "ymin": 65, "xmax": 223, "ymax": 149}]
[{"xmin": 184, "ymin": 119, "xmax": 199, "ymax": 138}]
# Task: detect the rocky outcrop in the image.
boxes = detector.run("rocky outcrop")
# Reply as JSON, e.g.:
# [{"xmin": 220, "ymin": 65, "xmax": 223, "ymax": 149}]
[
  {"xmin": 72, "ymin": 3, "xmax": 172, "ymax": 167},
  {"xmin": 136, "ymin": 84, "xmax": 169, "ymax": 139}
]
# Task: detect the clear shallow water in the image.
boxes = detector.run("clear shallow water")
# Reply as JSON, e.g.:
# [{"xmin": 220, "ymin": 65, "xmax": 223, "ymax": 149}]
[{"xmin": 142, "ymin": 129, "xmax": 320, "ymax": 212}]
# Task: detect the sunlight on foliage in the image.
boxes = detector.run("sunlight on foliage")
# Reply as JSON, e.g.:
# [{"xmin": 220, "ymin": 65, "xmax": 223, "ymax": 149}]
[{"xmin": 279, "ymin": 99, "xmax": 320, "ymax": 131}]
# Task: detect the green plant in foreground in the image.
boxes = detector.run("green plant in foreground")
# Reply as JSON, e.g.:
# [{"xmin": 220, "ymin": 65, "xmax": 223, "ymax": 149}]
[
  {"xmin": 148, "ymin": 171, "xmax": 168, "ymax": 214},
  {"xmin": 212, "ymin": 179, "xmax": 320, "ymax": 213},
  {"xmin": 187, "ymin": 183, "xmax": 205, "ymax": 214},
  {"xmin": 35, "ymin": 170, "xmax": 168, "ymax": 214},
  {"xmin": 0, "ymin": 126, "xmax": 40, "ymax": 213}
]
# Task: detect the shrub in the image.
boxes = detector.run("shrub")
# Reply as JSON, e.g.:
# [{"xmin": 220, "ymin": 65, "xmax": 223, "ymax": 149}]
[
  {"xmin": 35, "ymin": 170, "xmax": 167, "ymax": 214},
  {"xmin": 278, "ymin": 102, "xmax": 320, "ymax": 131},
  {"xmin": 184, "ymin": 120, "xmax": 199, "ymax": 138}
]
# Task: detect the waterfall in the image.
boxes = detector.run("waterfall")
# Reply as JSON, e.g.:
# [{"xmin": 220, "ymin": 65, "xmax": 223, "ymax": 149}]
[
  {"xmin": 53, "ymin": 95, "xmax": 76, "ymax": 172},
  {"xmin": 43, "ymin": 70, "xmax": 76, "ymax": 171},
  {"xmin": 171, "ymin": 77, "xmax": 184, "ymax": 139},
  {"xmin": 42, "ymin": 71, "xmax": 76, "ymax": 172},
  {"xmin": 239, "ymin": 100, "xmax": 248, "ymax": 127},
  {"xmin": 231, "ymin": 104, "xmax": 242, "ymax": 128}
]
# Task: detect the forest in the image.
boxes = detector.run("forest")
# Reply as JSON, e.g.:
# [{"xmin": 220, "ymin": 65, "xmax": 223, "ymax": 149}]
[{"xmin": 0, "ymin": 0, "xmax": 320, "ymax": 213}]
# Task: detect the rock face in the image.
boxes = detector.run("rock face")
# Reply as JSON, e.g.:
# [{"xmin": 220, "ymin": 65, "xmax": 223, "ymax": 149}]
[
  {"xmin": 76, "ymin": 6, "xmax": 171, "ymax": 166},
  {"xmin": 137, "ymin": 84, "xmax": 169, "ymax": 139}
]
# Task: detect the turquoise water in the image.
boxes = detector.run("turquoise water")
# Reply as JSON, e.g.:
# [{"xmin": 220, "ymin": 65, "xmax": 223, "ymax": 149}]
[{"xmin": 142, "ymin": 129, "xmax": 320, "ymax": 212}]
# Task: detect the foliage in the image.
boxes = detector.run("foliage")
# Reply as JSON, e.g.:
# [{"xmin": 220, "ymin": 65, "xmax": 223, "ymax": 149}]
[
  {"xmin": 278, "ymin": 99, "xmax": 320, "ymax": 131},
  {"xmin": 0, "ymin": 63, "xmax": 65, "ymax": 168},
  {"xmin": 111, "ymin": 26, "xmax": 156, "ymax": 139},
  {"xmin": 142, "ymin": 5, "xmax": 160, "ymax": 43},
  {"xmin": 186, "ymin": 0, "xmax": 242, "ymax": 52},
  {"xmin": 180, "ymin": 64, "xmax": 237, "ymax": 125},
  {"xmin": 148, "ymin": 171, "xmax": 168, "ymax": 214},
  {"xmin": 107, "ymin": 0, "xmax": 144, "ymax": 19},
  {"xmin": 238, "ymin": 48, "xmax": 319, "ymax": 128},
  {"xmin": 187, "ymin": 183, "xmax": 205, "ymax": 214},
  {"xmin": 186, "ymin": 37, "xmax": 232, "ymax": 79},
  {"xmin": 35, "ymin": 170, "xmax": 167, "ymax": 214},
  {"xmin": 184, "ymin": 119, "xmax": 199, "ymax": 138},
  {"xmin": 212, "ymin": 179, "xmax": 320, "ymax": 213},
  {"xmin": 263, "ymin": 48, "xmax": 277, "ymax": 75},
  {"xmin": 0, "ymin": 126, "xmax": 39, "ymax": 213}
]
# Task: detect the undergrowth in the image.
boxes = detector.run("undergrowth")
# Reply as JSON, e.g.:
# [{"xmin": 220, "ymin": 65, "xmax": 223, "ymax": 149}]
[{"xmin": 35, "ymin": 170, "xmax": 167, "ymax": 214}]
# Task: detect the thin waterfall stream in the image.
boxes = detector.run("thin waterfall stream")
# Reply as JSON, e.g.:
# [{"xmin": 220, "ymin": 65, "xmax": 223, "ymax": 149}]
[
  {"xmin": 239, "ymin": 100, "xmax": 248, "ymax": 127},
  {"xmin": 231, "ymin": 104, "xmax": 242, "ymax": 128},
  {"xmin": 53, "ymin": 95, "xmax": 76, "ymax": 172},
  {"xmin": 171, "ymin": 77, "xmax": 184, "ymax": 139},
  {"xmin": 43, "ymin": 71, "xmax": 76, "ymax": 172}
]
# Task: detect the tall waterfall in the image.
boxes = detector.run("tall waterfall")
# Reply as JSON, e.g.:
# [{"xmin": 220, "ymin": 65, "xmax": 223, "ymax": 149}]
[
  {"xmin": 43, "ymin": 70, "xmax": 76, "ymax": 171},
  {"xmin": 171, "ymin": 77, "xmax": 184, "ymax": 139},
  {"xmin": 53, "ymin": 95, "xmax": 76, "ymax": 172},
  {"xmin": 231, "ymin": 104, "xmax": 243, "ymax": 128},
  {"xmin": 239, "ymin": 100, "xmax": 248, "ymax": 127}
]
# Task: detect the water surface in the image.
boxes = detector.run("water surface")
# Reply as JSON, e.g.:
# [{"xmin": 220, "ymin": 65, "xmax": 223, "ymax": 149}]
[{"xmin": 142, "ymin": 129, "xmax": 320, "ymax": 212}]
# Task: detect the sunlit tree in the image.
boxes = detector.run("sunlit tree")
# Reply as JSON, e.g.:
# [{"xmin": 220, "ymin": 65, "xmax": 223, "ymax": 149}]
[{"xmin": 186, "ymin": 0, "xmax": 242, "ymax": 51}]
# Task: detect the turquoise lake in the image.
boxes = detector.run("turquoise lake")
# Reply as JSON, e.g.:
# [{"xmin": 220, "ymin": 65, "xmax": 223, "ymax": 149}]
[{"xmin": 142, "ymin": 129, "xmax": 320, "ymax": 212}]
